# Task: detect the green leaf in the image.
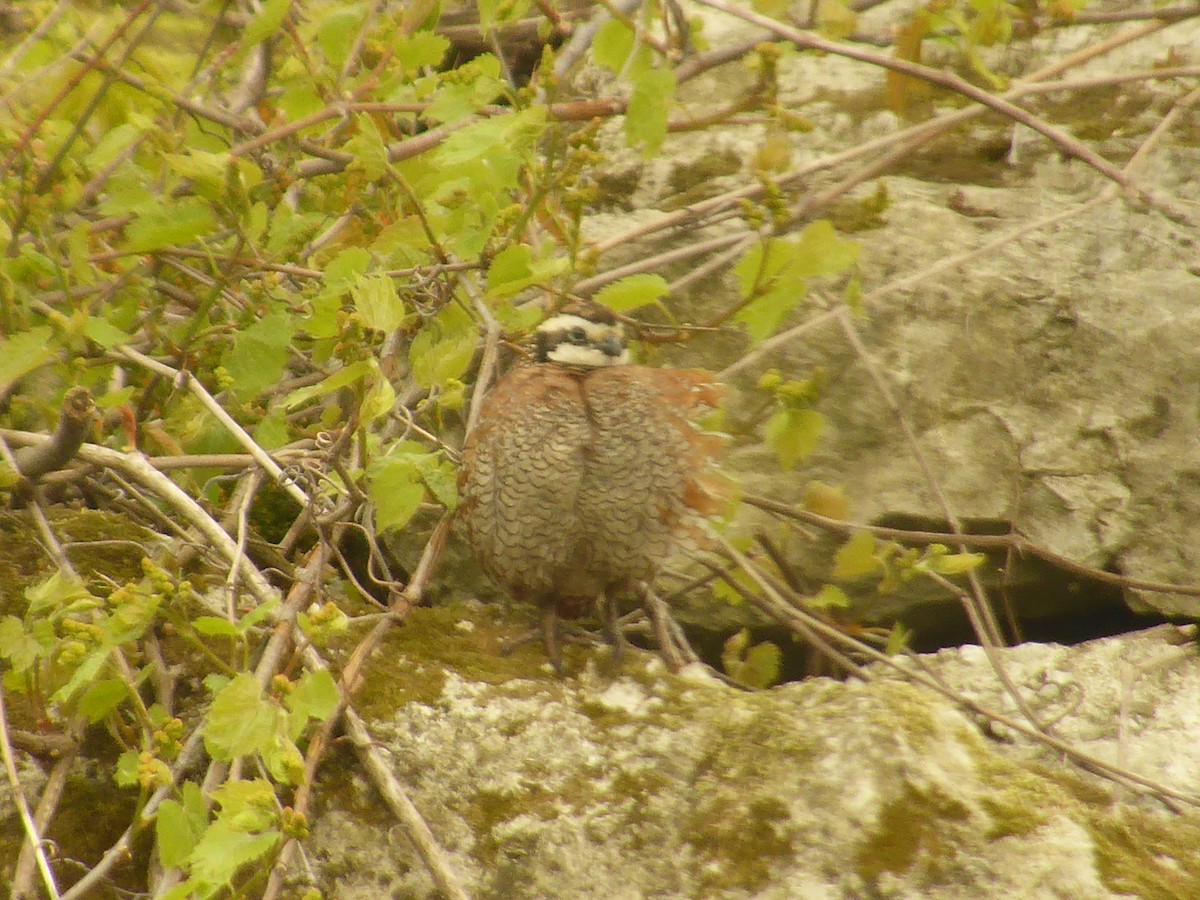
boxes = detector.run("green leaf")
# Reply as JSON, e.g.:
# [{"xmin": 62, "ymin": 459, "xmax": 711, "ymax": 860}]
[
  {"xmin": 84, "ymin": 123, "xmax": 142, "ymax": 170},
  {"xmin": 884, "ymin": 622, "xmax": 913, "ymax": 655},
  {"xmin": 626, "ymin": 67, "xmax": 675, "ymax": 155},
  {"xmin": 243, "ymin": 0, "xmax": 290, "ymax": 46},
  {"xmin": 187, "ymin": 822, "xmax": 280, "ymax": 886},
  {"xmin": 809, "ymin": 584, "xmax": 850, "ymax": 609},
  {"xmin": 51, "ymin": 644, "xmax": 112, "ymax": 706},
  {"xmin": 739, "ymin": 641, "xmax": 782, "ymax": 689},
  {"xmin": 104, "ymin": 585, "xmax": 161, "ymax": 643},
  {"xmin": 307, "ymin": 247, "xmax": 374, "ymax": 338},
  {"xmin": 721, "ymin": 628, "xmax": 781, "ymax": 689},
  {"xmin": 419, "ymin": 456, "xmax": 459, "ymax": 511},
  {"xmin": 409, "ymin": 301, "xmax": 477, "ymax": 388},
  {"xmin": 790, "ymin": 220, "xmax": 859, "ymax": 277},
  {"xmin": 77, "ymin": 678, "xmax": 130, "ymax": 722},
  {"xmin": 593, "ymin": 274, "xmax": 669, "ymax": 313},
  {"xmin": 925, "ymin": 550, "xmax": 986, "ymax": 576},
  {"xmin": 244, "ymin": 200, "xmax": 269, "ymax": 244},
  {"xmin": 592, "ymin": 20, "xmax": 634, "ymax": 72},
  {"xmin": 345, "ymin": 114, "xmax": 389, "ymax": 180},
  {"xmin": 156, "ymin": 798, "xmax": 205, "ymax": 869},
  {"xmin": 803, "ymin": 481, "xmax": 848, "ymax": 519},
  {"xmin": 25, "ymin": 571, "xmax": 95, "ymax": 618},
  {"xmin": 123, "ymin": 198, "xmax": 216, "ymax": 253},
  {"xmin": 155, "ymin": 882, "xmax": 197, "ymax": 900},
  {"xmin": 253, "ymin": 407, "xmax": 290, "ymax": 450},
  {"xmin": 315, "ymin": 5, "xmax": 367, "ymax": 68},
  {"xmin": 395, "ymin": 31, "xmax": 449, "ymax": 74},
  {"xmin": 192, "ymin": 617, "xmax": 241, "ymax": 639},
  {"xmin": 486, "ymin": 244, "xmax": 532, "ymax": 295},
  {"xmin": 368, "ymin": 455, "xmax": 427, "ymax": 532},
  {"xmin": 262, "ymin": 728, "xmax": 306, "ymax": 784},
  {"xmin": 211, "ymin": 779, "xmax": 277, "ymax": 827},
  {"xmin": 0, "ymin": 616, "xmax": 41, "ymax": 674},
  {"xmin": 833, "ymin": 531, "xmax": 881, "ymax": 580},
  {"xmin": 203, "ymin": 673, "xmax": 279, "ymax": 760},
  {"xmin": 352, "ymin": 274, "xmax": 406, "ymax": 332},
  {"xmin": 323, "ymin": 247, "xmax": 373, "ymax": 288},
  {"xmin": 285, "ymin": 669, "xmax": 339, "ymax": 740},
  {"xmin": 764, "ymin": 408, "xmax": 823, "ymax": 470},
  {"xmin": 424, "ymin": 54, "xmax": 507, "ymax": 124},
  {"xmin": 115, "ymin": 750, "xmax": 140, "ymax": 787},
  {"xmin": 0, "ymin": 327, "xmax": 56, "ymax": 392},
  {"xmin": 817, "ymin": 0, "xmax": 858, "ymax": 39},
  {"xmin": 733, "ymin": 244, "xmax": 805, "ymax": 342},
  {"xmin": 283, "ymin": 360, "xmax": 373, "ymax": 409},
  {"xmin": 361, "ymin": 369, "xmax": 396, "ymax": 423},
  {"xmin": 237, "ymin": 595, "xmax": 281, "ymax": 632},
  {"xmin": 222, "ymin": 311, "xmax": 297, "ymax": 399},
  {"xmin": 163, "ymin": 150, "xmax": 229, "ymax": 200},
  {"xmin": 434, "ymin": 106, "xmax": 547, "ymax": 184},
  {"xmin": 752, "ymin": 0, "xmax": 792, "ymax": 14},
  {"xmin": 85, "ymin": 316, "xmax": 131, "ymax": 350},
  {"xmin": 486, "ymin": 244, "xmax": 568, "ymax": 298},
  {"xmin": 732, "ymin": 225, "xmax": 857, "ymax": 341}
]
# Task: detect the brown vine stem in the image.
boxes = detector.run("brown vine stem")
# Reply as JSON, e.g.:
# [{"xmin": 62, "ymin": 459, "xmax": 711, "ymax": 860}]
[
  {"xmin": 695, "ymin": 0, "xmax": 1130, "ymax": 186},
  {"xmin": 584, "ymin": 19, "xmax": 1175, "ymax": 270},
  {"xmin": 1072, "ymin": 4, "xmax": 1200, "ymax": 24},
  {"xmin": 0, "ymin": 0, "xmax": 157, "ymax": 175},
  {"xmin": 0, "ymin": 0, "xmax": 72, "ymax": 80}
]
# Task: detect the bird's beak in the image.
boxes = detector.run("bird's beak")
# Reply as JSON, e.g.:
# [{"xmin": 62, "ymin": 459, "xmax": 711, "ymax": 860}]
[{"xmin": 598, "ymin": 332, "xmax": 625, "ymax": 358}]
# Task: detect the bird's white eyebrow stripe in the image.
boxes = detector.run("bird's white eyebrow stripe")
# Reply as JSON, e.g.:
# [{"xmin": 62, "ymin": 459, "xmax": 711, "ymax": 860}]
[{"xmin": 538, "ymin": 313, "xmax": 606, "ymax": 333}]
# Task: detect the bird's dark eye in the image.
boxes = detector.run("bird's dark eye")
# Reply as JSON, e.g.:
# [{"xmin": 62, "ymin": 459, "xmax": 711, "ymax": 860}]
[{"xmin": 568, "ymin": 326, "xmax": 588, "ymax": 344}]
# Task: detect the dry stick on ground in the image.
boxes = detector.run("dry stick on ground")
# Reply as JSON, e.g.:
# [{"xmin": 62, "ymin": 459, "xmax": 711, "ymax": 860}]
[
  {"xmin": 0, "ymin": 690, "xmax": 61, "ymax": 899},
  {"xmin": 714, "ymin": 533, "xmax": 1200, "ymax": 810},
  {"xmin": 116, "ymin": 346, "xmax": 311, "ymax": 509},
  {"xmin": 831, "ymin": 306, "xmax": 1054, "ymax": 735},
  {"xmin": 262, "ymin": 514, "xmax": 464, "ymax": 900},
  {"xmin": 11, "ymin": 437, "xmax": 443, "ymax": 898},
  {"xmin": 10, "ymin": 726, "xmax": 82, "ymax": 900},
  {"xmin": 743, "ymin": 493, "xmax": 1200, "ymax": 599}
]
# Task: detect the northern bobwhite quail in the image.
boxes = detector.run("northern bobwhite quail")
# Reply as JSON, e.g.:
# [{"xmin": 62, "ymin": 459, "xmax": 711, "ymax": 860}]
[{"xmin": 459, "ymin": 301, "xmax": 725, "ymax": 671}]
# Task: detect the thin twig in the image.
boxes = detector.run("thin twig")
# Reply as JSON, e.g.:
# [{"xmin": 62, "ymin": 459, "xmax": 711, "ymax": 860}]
[
  {"xmin": 0, "ymin": 686, "xmax": 61, "ymax": 899},
  {"xmin": 117, "ymin": 346, "xmax": 311, "ymax": 508},
  {"xmin": 713, "ymin": 533, "xmax": 1200, "ymax": 808}
]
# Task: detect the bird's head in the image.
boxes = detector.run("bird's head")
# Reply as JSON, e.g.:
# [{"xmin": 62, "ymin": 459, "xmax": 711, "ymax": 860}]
[{"xmin": 534, "ymin": 302, "xmax": 629, "ymax": 368}]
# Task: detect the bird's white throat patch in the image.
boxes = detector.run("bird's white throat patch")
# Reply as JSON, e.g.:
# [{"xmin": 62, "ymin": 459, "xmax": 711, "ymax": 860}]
[{"xmin": 545, "ymin": 342, "xmax": 629, "ymax": 367}]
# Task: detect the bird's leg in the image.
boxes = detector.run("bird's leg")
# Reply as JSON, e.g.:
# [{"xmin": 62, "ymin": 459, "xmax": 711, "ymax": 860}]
[
  {"xmin": 601, "ymin": 592, "xmax": 627, "ymax": 670},
  {"xmin": 541, "ymin": 603, "xmax": 565, "ymax": 674}
]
